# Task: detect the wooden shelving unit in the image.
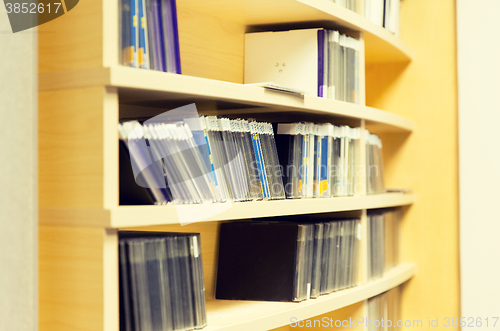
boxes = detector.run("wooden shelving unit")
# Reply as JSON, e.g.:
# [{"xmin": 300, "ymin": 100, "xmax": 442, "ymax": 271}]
[{"xmin": 38, "ymin": 0, "xmax": 422, "ymax": 330}]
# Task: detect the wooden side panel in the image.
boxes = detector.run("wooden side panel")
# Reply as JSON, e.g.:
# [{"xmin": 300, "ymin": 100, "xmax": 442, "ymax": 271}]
[
  {"xmin": 104, "ymin": 229, "xmax": 119, "ymax": 331},
  {"xmin": 177, "ymin": 7, "xmax": 246, "ymax": 83},
  {"xmin": 365, "ymin": 0, "xmax": 460, "ymax": 327},
  {"xmin": 39, "ymin": 87, "xmax": 105, "ymax": 208},
  {"xmin": 272, "ymin": 302, "xmax": 365, "ymax": 330},
  {"xmin": 103, "ymin": 88, "xmax": 120, "ymax": 209},
  {"xmin": 39, "ymin": 225, "xmax": 107, "ymax": 331},
  {"xmin": 39, "ymin": 0, "xmax": 103, "ymax": 73}
]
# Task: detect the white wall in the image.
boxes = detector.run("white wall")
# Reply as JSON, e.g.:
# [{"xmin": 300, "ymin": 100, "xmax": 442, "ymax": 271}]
[
  {"xmin": 458, "ymin": 0, "xmax": 500, "ymax": 325},
  {"xmin": 0, "ymin": 9, "xmax": 38, "ymax": 331}
]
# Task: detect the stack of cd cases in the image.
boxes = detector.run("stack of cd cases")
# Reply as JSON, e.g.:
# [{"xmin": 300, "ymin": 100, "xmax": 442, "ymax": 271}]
[
  {"xmin": 367, "ymin": 292, "xmax": 387, "ymax": 331},
  {"xmin": 367, "ymin": 287, "xmax": 401, "ymax": 331},
  {"xmin": 275, "ymin": 122, "xmax": 360, "ymax": 199},
  {"xmin": 367, "ymin": 209, "xmax": 401, "ymax": 280},
  {"xmin": 318, "ymin": 219, "xmax": 360, "ymax": 296},
  {"xmin": 331, "ymin": 0, "xmax": 357, "ymax": 12},
  {"xmin": 216, "ymin": 218, "xmax": 360, "ymax": 302},
  {"xmin": 120, "ymin": 0, "xmax": 182, "ymax": 73},
  {"xmin": 366, "ymin": 131, "xmax": 385, "ymax": 194},
  {"xmin": 119, "ymin": 231, "xmax": 207, "ymax": 331},
  {"xmin": 244, "ymin": 28, "xmax": 360, "ymax": 103},
  {"xmin": 118, "ymin": 116, "xmax": 285, "ymax": 205}
]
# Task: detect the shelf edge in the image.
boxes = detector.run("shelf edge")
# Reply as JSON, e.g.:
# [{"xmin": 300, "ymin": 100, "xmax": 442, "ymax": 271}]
[
  {"xmin": 296, "ymin": 0, "xmax": 414, "ymax": 62},
  {"xmin": 38, "ymin": 193, "xmax": 414, "ymax": 228},
  {"xmin": 111, "ymin": 193, "xmax": 415, "ymax": 228},
  {"xmin": 203, "ymin": 263, "xmax": 417, "ymax": 331},
  {"xmin": 39, "ymin": 67, "xmax": 415, "ymax": 132}
]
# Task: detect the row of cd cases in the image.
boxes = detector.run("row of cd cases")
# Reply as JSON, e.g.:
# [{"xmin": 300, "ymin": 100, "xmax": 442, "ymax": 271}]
[
  {"xmin": 118, "ymin": 116, "xmax": 285, "ymax": 205},
  {"xmin": 216, "ymin": 218, "xmax": 361, "ymax": 302},
  {"xmin": 118, "ymin": 115, "xmax": 387, "ymax": 206},
  {"xmin": 117, "ymin": 211, "xmax": 402, "ymax": 331},
  {"xmin": 119, "ymin": 232, "xmax": 206, "ymax": 331}
]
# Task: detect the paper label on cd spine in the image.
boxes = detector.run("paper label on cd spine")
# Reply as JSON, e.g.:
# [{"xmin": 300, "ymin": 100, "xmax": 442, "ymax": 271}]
[{"xmin": 193, "ymin": 236, "xmax": 199, "ymax": 258}]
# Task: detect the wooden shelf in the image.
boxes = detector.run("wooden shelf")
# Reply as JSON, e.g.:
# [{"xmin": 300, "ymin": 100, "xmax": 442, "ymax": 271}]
[
  {"xmin": 40, "ymin": 193, "xmax": 414, "ymax": 228},
  {"xmin": 40, "ymin": 66, "xmax": 415, "ymax": 132},
  {"xmin": 178, "ymin": 0, "xmax": 413, "ymax": 63},
  {"xmin": 203, "ymin": 263, "xmax": 416, "ymax": 331}
]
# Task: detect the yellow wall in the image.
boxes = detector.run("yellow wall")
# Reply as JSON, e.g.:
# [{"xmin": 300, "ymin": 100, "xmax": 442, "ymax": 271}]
[{"xmin": 366, "ymin": 0, "xmax": 459, "ymax": 328}]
